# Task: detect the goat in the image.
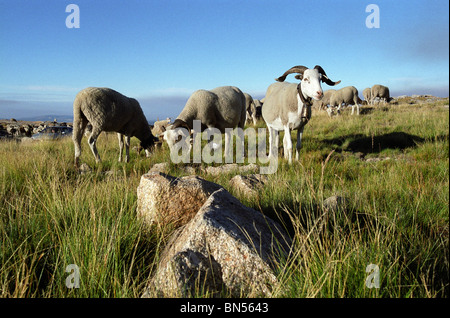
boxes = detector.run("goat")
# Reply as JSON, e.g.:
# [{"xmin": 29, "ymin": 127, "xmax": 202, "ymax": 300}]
[{"xmin": 261, "ymin": 65, "xmax": 340, "ymax": 163}]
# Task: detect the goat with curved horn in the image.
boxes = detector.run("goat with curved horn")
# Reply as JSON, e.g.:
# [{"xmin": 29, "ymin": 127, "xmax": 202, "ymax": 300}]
[{"xmin": 263, "ymin": 65, "xmax": 341, "ymax": 163}]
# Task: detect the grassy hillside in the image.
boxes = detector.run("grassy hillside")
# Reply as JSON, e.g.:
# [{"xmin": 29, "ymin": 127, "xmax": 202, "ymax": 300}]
[{"xmin": 0, "ymin": 101, "xmax": 448, "ymax": 297}]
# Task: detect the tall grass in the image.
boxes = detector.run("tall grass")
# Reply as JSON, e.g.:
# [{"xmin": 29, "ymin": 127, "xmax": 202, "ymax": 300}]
[{"xmin": 0, "ymin": 101, "xmax": 448, "ymax": 297}]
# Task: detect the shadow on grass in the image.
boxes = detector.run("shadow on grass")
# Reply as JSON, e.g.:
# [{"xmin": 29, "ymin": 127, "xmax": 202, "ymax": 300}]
[{"xmin": 320, "ymin": 131, "xmax": 425, "ymax": 154}]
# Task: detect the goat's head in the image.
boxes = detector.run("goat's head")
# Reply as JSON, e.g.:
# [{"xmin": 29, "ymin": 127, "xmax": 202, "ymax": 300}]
[
  {"xmin": 162, "ymin": 119, "xmax": 191, "ymax": 152},
  {"xmin": 276, "ymin": 65, "xmax": 341, "ymax": 101}
]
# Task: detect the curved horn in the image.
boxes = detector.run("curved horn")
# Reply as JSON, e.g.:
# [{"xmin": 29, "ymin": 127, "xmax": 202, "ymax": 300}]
[
  {"xmin": 314, "ymin": 65, "xmax": 341, "ymax": 86},
  {"xmin": 275, "ymin": 65, "xmax": 308, "ymax": 82}
]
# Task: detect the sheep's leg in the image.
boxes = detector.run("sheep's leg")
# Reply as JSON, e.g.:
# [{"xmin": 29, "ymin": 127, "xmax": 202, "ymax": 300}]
[
  {"xmin": 224, "ymin": 130, "xmax": 231, "ymax": 161},
  {"xmin": 118, "ymin": 133, "xmax": 124, "ymax": 162},
  {"xmin": 87, "ymin": 127, "xmax": 102, "ymax": 163},
  {"xmin": 352, "ymin": 98, "xmax": 360, "ymax": 115},
  {"xmin": 355, "ymin": 103, "xmax": 360, "ymax": 115},
  {"xmin": 236, "ymin": 127, "xmax": 245, "ymax": 162},
  {"xmin": 283, "ymin": 126, "xmax": 292, "ymax": 163},
  {"xmin": 124, "ymin": 135, "xmax": 130, "ymax": 162},
  {"xmin": 73, "ymin": 118, "xmax": 88, "ymax": 167},
  {"xmin": 252, "ymin": 114, "xmax": 257, "ymax": 126}
]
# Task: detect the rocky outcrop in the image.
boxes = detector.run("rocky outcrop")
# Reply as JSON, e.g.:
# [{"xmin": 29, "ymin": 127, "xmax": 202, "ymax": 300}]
[
  {"xmin": 142, "ymin": 188, "xmax": 291, "ymax": 298},
  {"xmin": 204, "ymin": 163, "xmax": 259, "ymax": 176},
  {"xmin": 136, "ymin": 172, "xmax": 223, "ymax": 228},
  {"xmin": 229, "ymin": 174, "xmax": 268, "ymax": 197},
  {"xmin": 0, "ymin": 119, "xmax": 73, "ymax": 140}
]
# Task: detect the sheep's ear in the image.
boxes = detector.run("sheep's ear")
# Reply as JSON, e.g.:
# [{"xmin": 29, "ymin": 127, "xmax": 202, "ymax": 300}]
[{"xmin": 172, "ymin": 119, "xmax": 191, "ymax": 132}]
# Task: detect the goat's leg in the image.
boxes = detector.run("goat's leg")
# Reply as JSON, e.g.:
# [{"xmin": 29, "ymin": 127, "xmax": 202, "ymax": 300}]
[
  {"xmin": 268, "ymin": 126, "xmax": 276, "ymax": 159},
  {"xmin": 283, "ymin": 126, "xmax": 293, "ymax": 163},
  {"xmin": 295, "ymin": 127, "xmax": 304, "ymax": 160}
]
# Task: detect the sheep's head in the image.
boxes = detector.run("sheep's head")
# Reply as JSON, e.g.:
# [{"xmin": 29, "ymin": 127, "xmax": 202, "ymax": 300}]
[
  {"xmin": 140, "ymin": 135, "xmax": 159, "ymax": 153},
  {"xmin": 276, "ymin": 65, "xmax": 341, "ymax": 101},
  {"xmin": 162, "ymin": 119, "xmax": 192, "ymax": 153}
]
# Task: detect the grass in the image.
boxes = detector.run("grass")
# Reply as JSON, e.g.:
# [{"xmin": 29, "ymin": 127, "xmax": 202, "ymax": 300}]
[{"xmin": 0, "ymin": 101, "xmax": 448, "ymax": 298}]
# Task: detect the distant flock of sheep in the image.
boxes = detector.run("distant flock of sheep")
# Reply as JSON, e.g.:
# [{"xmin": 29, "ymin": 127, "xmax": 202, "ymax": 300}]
[{"xmin": 72, "ymin": 65, "xmax": 391, "ymax": 166}]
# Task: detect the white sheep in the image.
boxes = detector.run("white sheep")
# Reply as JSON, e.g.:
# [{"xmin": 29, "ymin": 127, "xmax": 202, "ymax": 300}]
[
  {"xmin": 261, "ymin": 65, "xmax": 340, "ymax": 163},
  {"xmin": 370, "ymin": 84, "xmax": 390, "ymax": 104},
  {"xmin": 151, "ymin": 117, "xmax": 171, "ymax": 136},
  {"xmin": 244, "ymin": 93, "xmax": 257, "ymax": 125},
  {"xmin": 312, "ymin": 89, "xmax": 336, "ymax": 111},
  {"xmin": 72, "ymin": 87, "xmax": 158, "ymax": 167},
  {"xmin": 363, "ymin": 87, "xmax": 371, "ymax": 105},
  {"xmin": 163, "ymin": 86, "xmax": 246, "ymax": 159},
  {"xmin": 329, "ymin": 86, "xmax": 362, "ymax": 115},
  {"xmin": 244, "ymin": 93, "xmax": 263, "ymax": 126}
]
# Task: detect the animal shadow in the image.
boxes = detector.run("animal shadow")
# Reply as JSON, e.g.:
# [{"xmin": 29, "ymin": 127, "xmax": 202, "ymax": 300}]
[
  {"xmin": 322, "ymin": 131, "xmax": 424, "ymax": 154},
  {"xmin": 346, "ymin": 132, "xmax": 424, "ymax": 153}
]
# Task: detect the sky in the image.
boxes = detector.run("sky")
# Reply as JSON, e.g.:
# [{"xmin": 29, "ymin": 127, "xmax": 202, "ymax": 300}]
[{"xmin": 0, "ymin": 0, "xmax": 448, "ymax": 122}]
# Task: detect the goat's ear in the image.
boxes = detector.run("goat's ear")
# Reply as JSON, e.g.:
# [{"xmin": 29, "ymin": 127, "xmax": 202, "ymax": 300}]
[
  {"xmin": 295, "ymin": 74, "xmax": 303, "ymax": 80},
  {"xmin": 161, "ymin": 125, "xmax": 166, "ymax": 132}
]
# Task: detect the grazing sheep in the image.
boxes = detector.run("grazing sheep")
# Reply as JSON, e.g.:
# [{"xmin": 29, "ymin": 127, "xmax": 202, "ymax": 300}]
[
  {"xmin": 329, "ymin": 86, "xmax": 362, "ymax": 115},
  {"xmin": 363, "ymin": 88, "xmax": 371, "ymax": 105},
  {"xmin": 262, "ymin": 65, "xmax": 341, "ymax": 163},
  {"xmin": 72, "ymin": 87, "xmax": 158, "ymax": 167},
  {"xmin": 370, "ymin": 84, "xmax": 390, "ymax": 104},
  {"xmin": 312, "ymin": 89, "xmax": 336, "ymax": 111},
  {"xmin": 151, "ymin": 117, "xmax": 171, "ymax": 136},
  {"xmin": 244, "ymin": 93, "xmax": 257, "ymax": 125},
  {"xmin": 244, "ymin": 93, "xmax": 263, "ymax": 125},
  {"xmin": 253, "ymin": 99, "xmax": 262, "ymax": 118},
  {"xmin": 163, "ymin": 86, "xmax": 246, "ymax": 159}
]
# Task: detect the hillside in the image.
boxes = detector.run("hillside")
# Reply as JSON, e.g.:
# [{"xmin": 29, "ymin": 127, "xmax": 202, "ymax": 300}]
[{"xmin": 0, "ymin": 98, "xmax": 448, "ymax": 298}]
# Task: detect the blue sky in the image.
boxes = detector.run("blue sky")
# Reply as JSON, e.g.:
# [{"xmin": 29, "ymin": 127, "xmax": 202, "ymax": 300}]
[{"xmin": 0, "ymin": 0, "xmax": 448, "ymax": 121}]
